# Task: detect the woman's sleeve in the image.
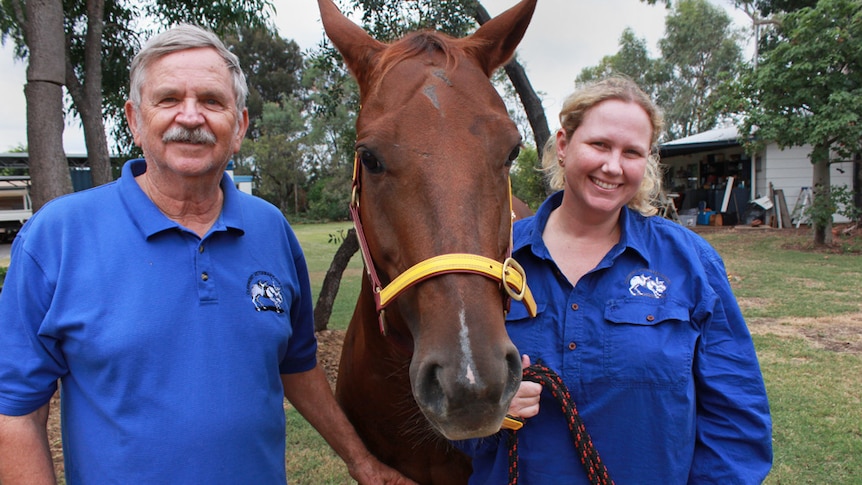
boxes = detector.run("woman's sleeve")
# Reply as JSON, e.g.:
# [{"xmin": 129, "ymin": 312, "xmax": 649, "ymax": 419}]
[{"xmin": 689, "ymin": 247, "xmax": 773, "ymax": 483}]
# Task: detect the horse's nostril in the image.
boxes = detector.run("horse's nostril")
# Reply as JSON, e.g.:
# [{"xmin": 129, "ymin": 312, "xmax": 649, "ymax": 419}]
[
  {"xmin": 505, "ymin": 347, "xmax": 523, "ymax": 397},
  {"xmin": 416, "ymin": 363, "xmax": 445, "ymax": 414}
]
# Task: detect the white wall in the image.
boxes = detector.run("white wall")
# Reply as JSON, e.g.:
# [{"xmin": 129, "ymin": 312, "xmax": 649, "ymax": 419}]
[{"xmin": 764, "ymin": 144, "xmax": 855, "ymax": 223}]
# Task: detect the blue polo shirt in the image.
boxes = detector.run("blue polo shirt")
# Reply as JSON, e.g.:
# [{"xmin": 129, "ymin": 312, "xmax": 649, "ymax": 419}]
[
  {"xmin": 455, "ymin": 191, "xmax": 772, "ymax": 484},
  {"xmin": 0, "ymin": 159, "xmax": 317, "ymax": 484}
]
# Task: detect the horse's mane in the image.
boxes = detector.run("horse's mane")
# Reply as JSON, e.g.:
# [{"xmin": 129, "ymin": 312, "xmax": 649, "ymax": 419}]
[{"xmin": 370, "ymin": 31, "xmax": 490, "ymax": 94}]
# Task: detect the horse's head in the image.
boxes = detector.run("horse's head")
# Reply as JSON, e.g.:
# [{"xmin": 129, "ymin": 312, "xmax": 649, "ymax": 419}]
[{"xmin": 319, "ymin": 0, "xmax": 536, "ymax": 440}]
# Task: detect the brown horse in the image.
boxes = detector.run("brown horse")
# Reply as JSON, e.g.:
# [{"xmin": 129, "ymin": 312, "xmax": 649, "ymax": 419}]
[{"xmin": 317, "ymin": 0, "xmax": 537, "ymax": 483}]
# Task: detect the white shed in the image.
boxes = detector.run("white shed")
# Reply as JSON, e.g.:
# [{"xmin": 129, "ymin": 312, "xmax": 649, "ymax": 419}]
[{"xmin": 660, "ymin": 127, "xmax": 858, "ymax": 224}]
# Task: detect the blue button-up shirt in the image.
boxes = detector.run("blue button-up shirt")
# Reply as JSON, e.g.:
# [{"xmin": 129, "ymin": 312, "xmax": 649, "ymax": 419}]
[{"xmin": 455, "ymin": 192, "xmax": 772, "ymax": 484}]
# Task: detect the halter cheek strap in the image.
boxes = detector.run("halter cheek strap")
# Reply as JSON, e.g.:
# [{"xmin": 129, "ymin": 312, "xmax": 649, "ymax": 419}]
[{"xmin": 349, "ymin": 153, "xmax": 538, "ymax": 334}]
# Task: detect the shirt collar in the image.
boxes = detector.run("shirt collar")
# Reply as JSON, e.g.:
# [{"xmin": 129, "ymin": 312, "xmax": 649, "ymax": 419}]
[
  {"xmin": 514, "ymin": 191, "xmax": 651, "ymax": 266},
  {"xmin": 119, "ymin": 158, "xmax": 246, "ymax": 239}
]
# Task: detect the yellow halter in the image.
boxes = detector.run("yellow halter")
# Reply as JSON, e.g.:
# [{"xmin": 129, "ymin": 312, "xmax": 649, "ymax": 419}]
[{"xmin": 349, "ymin": 152, "xmax": 538, "ymax": 334}]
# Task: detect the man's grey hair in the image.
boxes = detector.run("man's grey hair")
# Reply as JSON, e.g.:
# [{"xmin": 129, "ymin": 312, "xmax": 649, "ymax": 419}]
[{"xmin": 129, "ymin": 24, "xmax": 248, "ymax": 112}]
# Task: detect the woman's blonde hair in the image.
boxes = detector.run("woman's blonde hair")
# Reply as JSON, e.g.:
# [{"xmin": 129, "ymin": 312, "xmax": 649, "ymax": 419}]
[{"xmin": 543, "ymin": 76, "xmax": 664, "ymax": 216}]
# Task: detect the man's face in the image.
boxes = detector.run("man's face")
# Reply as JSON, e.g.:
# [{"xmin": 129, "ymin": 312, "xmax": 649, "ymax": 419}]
[{"xmin": 125, "ymin": 47, "xmax": 248, "ymax": 180}]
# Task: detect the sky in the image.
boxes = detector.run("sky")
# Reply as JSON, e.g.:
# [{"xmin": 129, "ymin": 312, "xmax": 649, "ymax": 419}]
[{"xmin": 0, "ymin": 0, "xmax": 752, "ymax": 154}]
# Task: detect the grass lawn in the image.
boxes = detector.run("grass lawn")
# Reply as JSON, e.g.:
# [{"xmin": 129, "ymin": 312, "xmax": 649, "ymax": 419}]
[
  {"xmin": 287, "ymin": 224, "xmax": 862, "ymax": 484},
  {"xmin": 14, "ymin": 223, "xmax": 859, "ymax": 483}
]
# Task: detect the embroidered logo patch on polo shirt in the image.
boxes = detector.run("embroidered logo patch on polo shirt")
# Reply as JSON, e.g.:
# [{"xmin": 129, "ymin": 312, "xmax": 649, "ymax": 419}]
[
  {"xmin": 247, "ymin": 271, "xmax": 285, "ymax": 313},
  {"xmin": 627, "ymin": 270, "xmax": 668, "ymax": 299}
]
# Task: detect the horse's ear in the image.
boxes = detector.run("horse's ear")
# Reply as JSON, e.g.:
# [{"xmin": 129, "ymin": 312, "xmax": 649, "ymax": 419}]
[
  {"xmin": 467, "ymin": 0, "xmax": 537, "ymax": 77},
  {"xmin": 318, "ymin": 0, "xmax": 385, "ymax": 89}
]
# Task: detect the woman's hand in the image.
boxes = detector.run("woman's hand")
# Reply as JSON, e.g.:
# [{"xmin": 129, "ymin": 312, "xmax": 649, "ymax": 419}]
[{"xmin": 508, "ymin": 355, "xmax": 542, "ymax": 419}]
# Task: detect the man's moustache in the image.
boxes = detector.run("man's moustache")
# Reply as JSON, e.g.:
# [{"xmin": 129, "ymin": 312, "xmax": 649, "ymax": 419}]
[{"xmin": 162, "ymin": 126, "xmax": 217, "ymax": 145}]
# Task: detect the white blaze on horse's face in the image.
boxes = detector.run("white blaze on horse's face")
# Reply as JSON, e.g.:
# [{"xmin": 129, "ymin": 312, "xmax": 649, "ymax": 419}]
[{"xmin": 459, "ymin": 307, "xmax": 480, "ymax": 386}]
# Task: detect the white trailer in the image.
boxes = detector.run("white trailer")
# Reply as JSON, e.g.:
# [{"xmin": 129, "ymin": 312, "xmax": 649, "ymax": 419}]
[{"xmin": 0, "ymin": 176, "xmax": 32, "ymax": 241}]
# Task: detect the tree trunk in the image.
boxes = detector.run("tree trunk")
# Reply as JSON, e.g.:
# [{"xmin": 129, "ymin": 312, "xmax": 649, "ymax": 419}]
[
  {"xmin": 24, "ymin": 0, "xmax": 73, "ymax": 210},
  {"xmin": 314, "ymin": 228, "xmax": 359, "ymax": 331},
  {"xmin": 812, "ymin": 153, "xmax": 832, "ymax": 245},
  {"xmin": 474, "ymin": 2, "xmax": 551, "ymax": 195},
  {"xmin": 65, "ymin": 0, "xmax": 112, "ymax": 187},
  {"xmin": 854, "ymin": 153, "xmax": 861, "ymax": 214}
]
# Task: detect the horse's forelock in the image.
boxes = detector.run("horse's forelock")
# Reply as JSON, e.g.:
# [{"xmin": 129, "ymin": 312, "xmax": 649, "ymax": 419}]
[{"xmin": 368, "ymin": 31, "xmax": 488, "ymax": 96}]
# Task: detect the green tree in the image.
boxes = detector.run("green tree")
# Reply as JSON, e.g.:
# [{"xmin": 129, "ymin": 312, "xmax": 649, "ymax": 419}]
[
  {"xmin": 224, "ymin": 25, "xmax": 305, "ymax": 140},
  {"xmin": 723, "ymin": 0, "xmax": 862, "ymax": 245},
  {"xmin": 577, "ymin": 28, "xmax": 660, "ymax": 95},
  {"xmin": 300, "ymin": 45, "xmax": 360, "ymax": 221},
  {"xmin": 509, "ymin": 144, "xmax": 544, "ymax": 210},
  {"xmin": 0, "ymin": 0, "xmax": 274, "ymax": 208},
  {"xmin": 238, "ymin": 99, "xmax": 308, "ymax": 216},
  {"xmin": 658, "ymin": 0, "xmax": 743, "ymax": 139},
  {"xmin": 581, "ymin": 0, "xmax": 742, "ymax": 141}
]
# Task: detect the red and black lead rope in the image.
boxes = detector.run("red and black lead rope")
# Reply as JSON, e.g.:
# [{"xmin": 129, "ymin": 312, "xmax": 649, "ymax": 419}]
[{"xmin": 506, "ymin": 362, "xmax": 614, "ymax": 485}]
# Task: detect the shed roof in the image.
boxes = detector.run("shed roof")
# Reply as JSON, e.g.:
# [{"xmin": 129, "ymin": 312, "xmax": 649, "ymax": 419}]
[{"xmin": 659, "ymin": 127, "xmax": 741, "ymax": 157}]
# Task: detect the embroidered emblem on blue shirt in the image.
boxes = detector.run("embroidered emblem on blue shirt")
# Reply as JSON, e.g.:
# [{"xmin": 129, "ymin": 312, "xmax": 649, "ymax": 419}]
[
  {"xmin": 247, "ymin": 271, "xmax": 285, "ymax": 313},
  {"xmin": 628, "ymin": 270, "xmax": 668, "ymax": 299}
]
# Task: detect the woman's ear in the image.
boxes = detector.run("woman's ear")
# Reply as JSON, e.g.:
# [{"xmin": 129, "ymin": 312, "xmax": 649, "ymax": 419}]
[{"xmin": 555, "ymin": 129, "xmax": 568, "ymax": 163}]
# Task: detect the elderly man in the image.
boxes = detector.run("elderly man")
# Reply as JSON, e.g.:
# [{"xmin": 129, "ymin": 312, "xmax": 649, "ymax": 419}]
[{"xmin": 0, "ymin": 25, "xmax": 413, "ymax": 485}]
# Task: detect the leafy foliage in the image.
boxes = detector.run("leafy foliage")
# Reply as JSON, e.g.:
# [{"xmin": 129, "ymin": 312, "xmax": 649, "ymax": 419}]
[
  {"xmin": 238, "ymin": 99, "xmax": 308, "ymax": 215},
  {"xmin": 348, "ymin": 0, "xmax": 478, "ymax": 41},
  {"xmin": 729, "ymin": 0, "xmax": 862, "ymax": 161},
  {"xmin": 658, "ymin": 0, "xmax": 743, "ymax": 138},
  {"xmin": 577, "ymin": 28, "xmax": 659, "ymax": 91},
  {"xmin": 0, "ymin": 0, "xmax": 275, "ymax": 159},
  {"xmin": 717, "ymin": 0, "xmax": 862, "ymax": 243},
  {"xmin": 224, "ymin": 25, "xmax": 305, "ymax": 140},
  {"xmin": 580, "ymin": 0, "xmax": 743, "ymax": 140},
  {"xmin": 510, "ymin": 144, "xmax": 545, "ymax": 210},
  {"xmin": 802, "ymin": 185, "xmax": 862, "ymax": 228}
]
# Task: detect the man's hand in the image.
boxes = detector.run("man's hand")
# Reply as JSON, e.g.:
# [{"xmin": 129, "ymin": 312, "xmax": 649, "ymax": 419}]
[{"xmin": 347, "ymin": 452, "xmax": 419, "ymax": 485}]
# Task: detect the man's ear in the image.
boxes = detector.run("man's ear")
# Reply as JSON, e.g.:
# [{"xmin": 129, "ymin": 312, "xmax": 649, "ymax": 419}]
[
  {"xmin": 125, "ymin": 100, "xmax": 142, "ymax": 147},
  {"xmin": 232, "ymin": 108, "xmax": 249, "ymax": 154}
]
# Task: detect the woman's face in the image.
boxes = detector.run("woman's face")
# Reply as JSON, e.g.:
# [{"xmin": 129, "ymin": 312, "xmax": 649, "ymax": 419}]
[{"xmin": 556, "ymin": 99, "xmax": 653, "ymax": 220}]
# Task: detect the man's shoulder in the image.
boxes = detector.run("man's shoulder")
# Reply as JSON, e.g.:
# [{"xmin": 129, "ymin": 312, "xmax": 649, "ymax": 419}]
[{"xmin": 24, "ymin": 182, "xmax": 122, "ymax": 231}]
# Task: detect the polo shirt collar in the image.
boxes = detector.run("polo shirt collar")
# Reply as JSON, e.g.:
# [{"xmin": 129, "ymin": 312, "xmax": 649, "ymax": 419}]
[{"xmin": 119, "ymin": 158, "xmax": 246, "ymax": 239}]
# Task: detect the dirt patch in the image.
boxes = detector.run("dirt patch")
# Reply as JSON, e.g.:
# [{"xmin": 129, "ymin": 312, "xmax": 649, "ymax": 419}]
[
  {"xmin": 747, "ymin": 313, "xmax": 862, "ymax": 354},
  {"xmin": 693, "ymin": 223, "xmax": 862, "ymax": 254},
  {"xmin": 316, "ymin": 329, "xmax": 346, "ymax": 390},
  {"xmin": 48, "ymin": 393, "xmax": 64, "ymax": 482}
]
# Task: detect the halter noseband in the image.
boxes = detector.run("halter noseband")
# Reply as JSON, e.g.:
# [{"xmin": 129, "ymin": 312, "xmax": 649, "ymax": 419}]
[{"xmin": 349, "ymin": 152, "xmax": 538, "ymax": 334}]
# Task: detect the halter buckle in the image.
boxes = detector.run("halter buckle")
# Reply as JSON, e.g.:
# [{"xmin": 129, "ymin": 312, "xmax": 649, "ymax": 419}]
[{"xmin": 502, "ymin": 257, "xmax": 527, "ymax": 301}]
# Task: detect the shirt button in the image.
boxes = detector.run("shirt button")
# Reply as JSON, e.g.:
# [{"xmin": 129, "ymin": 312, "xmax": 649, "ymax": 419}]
[
  {"xmin": 199, "ymin": 245, "xmax": 205, "ymax": 253},
  {"xmin": 568, "ymin": 342, "xmax": 577, "ymax": 350},
  {"xmin": 201, "ymin": 272, "xmax": 209, "ymax": 281},
  {"xmin": 646, "ymin": 314, "xmax": 655, "ymax": 322},
  {"xmin": 571, "ymin": 303, "xmax": 579, "ymax": 311}
]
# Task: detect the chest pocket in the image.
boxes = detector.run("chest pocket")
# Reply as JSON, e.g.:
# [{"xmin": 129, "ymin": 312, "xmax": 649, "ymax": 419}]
[
  {"xmin": 602, "ymin": 299, "xmax": 695, "ymax": 389},
  {"xmin": 505, "ymin": 300, "xmax": 547, "ymax": 362}
]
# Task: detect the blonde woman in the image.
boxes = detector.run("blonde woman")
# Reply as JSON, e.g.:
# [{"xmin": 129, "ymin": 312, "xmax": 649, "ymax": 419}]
[{"xmin": 454, "ymin": 77, "xmax": 772, "ymax": 484}]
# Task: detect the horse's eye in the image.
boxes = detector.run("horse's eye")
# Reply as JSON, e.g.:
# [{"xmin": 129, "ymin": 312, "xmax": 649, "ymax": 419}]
[
  {"xmin": 358, "ymin": 148, "xmax": 385, "ymax": 174},
  {"xmin": 506, "ymin": 145, "xmax": 521, "ymax": 167}
]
